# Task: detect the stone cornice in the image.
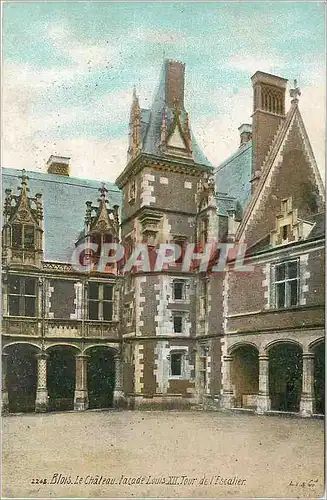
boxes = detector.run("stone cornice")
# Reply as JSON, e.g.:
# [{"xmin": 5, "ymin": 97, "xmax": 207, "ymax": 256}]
[{"xmin": 116, "ymin": 153, "xmax": 213, "ymax": 188}]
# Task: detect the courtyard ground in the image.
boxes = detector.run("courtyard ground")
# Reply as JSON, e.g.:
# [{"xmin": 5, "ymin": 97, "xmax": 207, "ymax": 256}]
[{"xmin": 1, "ymin": 409, "xmax": 325, "ymax": 498}]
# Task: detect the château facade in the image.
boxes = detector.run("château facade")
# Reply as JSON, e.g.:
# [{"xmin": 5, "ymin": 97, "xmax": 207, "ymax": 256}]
[{"xmin": 1, "ymin": 60, "xmax": 325, "ymax": 417}]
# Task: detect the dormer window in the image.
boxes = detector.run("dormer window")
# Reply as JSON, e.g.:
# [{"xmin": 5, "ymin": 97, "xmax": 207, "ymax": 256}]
[{"xmin": 11, "ymin": 224, "xmax": 35, "ymax": 249}]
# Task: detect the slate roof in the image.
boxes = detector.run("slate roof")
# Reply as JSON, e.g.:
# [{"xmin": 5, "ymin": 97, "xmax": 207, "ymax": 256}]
[
  {"xmin": 2, "ymin": 168, "xmax": 122, "ymax": 263},
  {"xmin": 214, "ymin": 141, "xmax": 252, "ymax": 218},
  {"xmin": 140, "ymin": 60, "xmax": 213, "ymax": 168}
]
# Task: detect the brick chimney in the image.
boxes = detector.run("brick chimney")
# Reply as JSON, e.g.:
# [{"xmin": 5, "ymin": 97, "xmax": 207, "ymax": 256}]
[
  {"xmin": 165, "ymin": 60, "xmax": 185, "ymax": 109},
  {"xmin": 238, "ymin": 123, "xmax": 252, "ymax": 147},
  {"xmin": 47, "ymin": 155, "xmax": 70, "ymax": 176},
  {"xmin": 251, "ymin": 71, "xmax": 288, "ymax": 192}
]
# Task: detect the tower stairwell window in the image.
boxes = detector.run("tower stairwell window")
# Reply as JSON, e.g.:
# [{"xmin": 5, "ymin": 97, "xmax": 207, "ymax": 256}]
[{"xmin": 274, "ymin": 260, "xmax": 299, "ymax": 309}]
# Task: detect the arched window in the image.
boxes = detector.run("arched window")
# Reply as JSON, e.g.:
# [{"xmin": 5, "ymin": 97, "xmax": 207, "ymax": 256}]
[{"xmin": 11, "ymin": 224, "xmax": 35, "ymax": 249}]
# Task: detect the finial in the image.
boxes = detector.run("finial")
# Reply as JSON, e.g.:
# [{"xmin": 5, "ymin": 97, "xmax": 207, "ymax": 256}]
[
  {"xmin": 98, "ymin": 182, "xmax": 108, "ymax": 202},
  {"xmin": 18, "ymin": 168, "xmax": 29, "ymax": 193},
  {"xmin": 290, "ymin": 79, "xmax": 301, "ymax": 104}
]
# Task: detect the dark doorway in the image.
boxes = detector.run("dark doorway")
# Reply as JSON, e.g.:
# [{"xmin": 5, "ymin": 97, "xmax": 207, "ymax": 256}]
[
  {"xmin": 6, "ymin": 344, "xmax": 38, "ymax": 413},
  {"xmin": 231, "ymin": 345, "xmax": 259, "ymax": 408},
  {"xmin": 269, "ymin": 343, "xmax": 302, "ymax": 412},
  {"xmin": 87, "ymin": 347, "xmax": 115, "ymax": 409},
  {"xmin": 313, "ymin": 342, "xmax": 325, "ymax": 415},
  {"xmin": 47, "ymin": 347, "xmax": 76, "ymax": 411}
]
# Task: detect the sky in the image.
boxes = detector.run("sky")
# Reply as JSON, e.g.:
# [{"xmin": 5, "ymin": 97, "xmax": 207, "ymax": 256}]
[{"xmin": 2, "ymin": 1, "xmax": 326, "ymax": 182}]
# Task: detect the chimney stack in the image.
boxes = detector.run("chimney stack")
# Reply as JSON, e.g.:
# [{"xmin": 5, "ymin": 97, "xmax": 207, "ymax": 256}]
[
  {"xmin": 165, "ymin": 60, "xmax": 185, "ymax": 109},
  {"xmin": 251, "ymin": 71, "xmax": 288, "ymax": 192},
  {"xmin": 47, "ymin": 155, "xmax": 70, "ymax": 176},
  {"xmin": 238, "ymin": 123, "xmax": 252, "ymax": 147}
]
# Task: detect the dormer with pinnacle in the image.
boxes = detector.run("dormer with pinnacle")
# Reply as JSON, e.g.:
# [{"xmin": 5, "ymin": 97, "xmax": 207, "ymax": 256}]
[{"xmin": 2, "ymin": 169, "xmax": 44, "ymax": 268}]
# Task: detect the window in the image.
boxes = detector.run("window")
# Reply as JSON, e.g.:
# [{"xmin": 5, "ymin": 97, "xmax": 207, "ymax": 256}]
[
  {"xmin": 89, "ymin": 233, "xmax": 113, "ymax": 267},
  {"xmin": 173, "ymin": 280, "xmax": 186, "ymax": 300},
  {"xmin": 124, "ymin": 303, "xmax": 134, "ymax": 325},
  {"xmin": 128, "ymin": 180, "xmax": 136, "ymax": 202},
  {"xmin": 170, "ymin": 352, "xmax": 183, "ymax": 376},
  {"xmin": 173, "ymin": 315, "xmax": 183, "ymax": 333},
  {"xmin": 88, "ymin": 282, "xmax": 113, "ymax": 320},
  {"xmin": 11, "ymin": 224, "xmax": 35, "ymax": 249},
  {"xmin": 199, "ymin": 279, "xmax": 208, "ymax": 317},
  {"xmin": 199, "ymin": 218, "xmax": 208, "ymax": 248},
  {"xmin": 8, "ymin": 275, "xmax": 37, "ymax": 317},
  {"xmin": 274, "ymin": 260, "xmax": 299, "ymax": 309},
  {"xmin": 173, "ymin": 237, "xmax": 187, "ymax": 264}
]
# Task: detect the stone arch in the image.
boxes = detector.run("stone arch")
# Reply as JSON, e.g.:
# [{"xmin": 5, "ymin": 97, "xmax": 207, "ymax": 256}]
[
  {"xmin": 3, "ymin": 341, "xmax": 42, "ymax": 354},
  {"xmin": 312, "ymin": 340, "xmax": 325, "ymax": 415},
  {"xmin": 268, "ymin": 341, "xmax": 303, "ymax": 412},
  {"xmin": 308, "ymin": 337, "xmax": 325, "ymax": 352},
  {"xmin": 5, "ymin": 343, "xmax": 39, "ymax": 413},
  {"xmin": 230, "ymin": 343, "xmax": 259, "ymax": 409},
  {"xmin": 86, "ymin": 345, "xmax": 116, "ymax": 409},
  {"xmin": 83, "ymin": 344, "xmax": 119, "ymax": 355},
  {"xmin": 264, "ymin": 338, "xmax": 303, "ymax": 353},
  {"xmin": 45, "ymin": 342, "xmax": 81, "ymax": 354},
  {"xmin": 228, "ymin": 341, "xmax": 259, "ymax": 355},
  {"xmin": 47, "ymin": 344, "xmax": 78, "ymax": 411}
]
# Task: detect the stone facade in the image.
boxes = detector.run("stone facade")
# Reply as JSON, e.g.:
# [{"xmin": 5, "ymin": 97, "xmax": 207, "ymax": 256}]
[{"xmin": 1, "ymin": 61, "xmax": 325, "ymax": 417}]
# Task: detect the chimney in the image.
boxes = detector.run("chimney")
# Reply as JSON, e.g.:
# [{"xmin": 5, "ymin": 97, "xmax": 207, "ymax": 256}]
[
  {"xmin": 238, "ymin": 123, "xmax": 252, "ymax": 147},
  {"xmin": 251, "ymin": 71, "xmax": 288, "ymax": 192},
  {"xmin": 47, "ymin": 155, "xmax": 70, "ymax": 176},
  {"xmin": 165, "ymin": 60, "xmax": 185, "ymax": 109}
]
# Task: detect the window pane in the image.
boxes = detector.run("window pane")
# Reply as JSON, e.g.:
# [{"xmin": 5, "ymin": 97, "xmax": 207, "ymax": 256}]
[
  {"xmin": 12, "ymin": 224, "xmax": 22, "ymax": 247},
  {"xmin": 88, "ymin": 283, "xmax": 99, "ymax": 300},
  {"xmin": 276, "ymin": 282, "xmax": 285, "ymax": 308},
  {"xmin": 289, "ymin": 280, "xmax": 298, "ymax": 306},
  {"xmin": 174, "ymin": 282, "xmax": 184, "ymax": 300},
  {"xmin": 8, "ymin": 276, "xmax": 20, "ymax": 294},
  {"xmin": 287, "ymin": 261, "xmax": 298, "ymax": 279},
  {"xmin": 275, "ymin": 264, "xmax": 285, "ymax": 281},
  {"xmin": 173, "ymin": 316, "xmax": 183, "ymax": 333},
  {"xmin": 24, "ymin": 278, "xmax": 36, "ymax": 296},
  {"xmin": 88, "ymin": 301, "xmax": 99, "ymax": 320},
  {"xmin": 103, "ymin": 285, "xmax": 113, "ymax": 301},
  {"xmin": 24, "ymin": 225, "xmax": 35, "ymax": 249},
  {"xmin": 171, "ymin": 353, "xmax": 182, "ymax": 376},
  {"xmin": 24, "ymin": 297, "xmax": 36, "ymax": 317},
  {"xmin": 103, "ymin": 302, "xmax": 113, "ymax": 321},
  {"xmin": 8, "ymin": 296, "xmax": 20, "ymax": 316}
]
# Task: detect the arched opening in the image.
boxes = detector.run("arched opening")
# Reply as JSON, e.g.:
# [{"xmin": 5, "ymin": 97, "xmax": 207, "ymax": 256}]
[
  {"xmin": 87, "ymin": 347, "xmax": 115, "ymax": 409},
  {"xmin": 231, "ymin": 345, "xmax": 259, "ymax": 409},
  {"xmin": 47, "ymin": 346, "xmax": 76, "ymax": 411},
  {"xmin": 313, "ymin": 342, "xmax": 325, "ymax": 415},
  {"xmin": 269, "ymin": 343, "xmax": 302, "ymax": 412},
  {"xmin": 6, "ymin": 343, "xmax": 38, "ymax": 413}
]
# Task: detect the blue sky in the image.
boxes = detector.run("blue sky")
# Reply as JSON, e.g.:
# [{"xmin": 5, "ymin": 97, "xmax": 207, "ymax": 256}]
[{"xmin": 3, "ymin": 1, "xmax": 325, "ymax": 181}]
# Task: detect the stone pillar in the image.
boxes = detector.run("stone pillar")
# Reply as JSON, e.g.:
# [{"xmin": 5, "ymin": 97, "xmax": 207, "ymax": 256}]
[
  {"xmin": 74, "ymin": 355, "xmax": 89, "ymax": 411},
  {"xmin": 221, "ymin": 355, "xmax": 234, "ymax": 409},
  {"xmin": 256, "ymin": 354, "xmax": 271, "ymax": 414},
  {"xmin": 2, "ymin": 353, "xmax": 9, "ymax": 414},
  {"xmin": 35, "ymin": 353, "xmax": 49, "ymax": 413},
  {"xmin": 113, "ymin": 352, "xmax": 126, "ymax": 408},
  {"xmin": 300, "ymin": 353, "xmax": 314, "ymax": 417}
]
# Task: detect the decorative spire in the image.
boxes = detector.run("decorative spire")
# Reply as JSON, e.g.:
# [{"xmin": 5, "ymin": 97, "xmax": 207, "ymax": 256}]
[
  {"xmin": 98, "ymin": 182, "xmax": 108, "ymax": 203},
  {"xmin": 18, "ymin": 168, "xmax": 30, "ymax": 195},
  {"xmin": 290, "ymin": 79, "xmax": 301, "ymax": 104}
]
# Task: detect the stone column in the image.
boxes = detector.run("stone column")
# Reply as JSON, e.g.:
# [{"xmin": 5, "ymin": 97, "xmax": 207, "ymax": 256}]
[
  {"xmin": 221, "ymin": 355, "xmax": 234, "ymax": 409},
  {"xmin": 300, "ymin": 353, "xmax": 314, "ymax": 417},
  {"xmin": 35, "ymin": 353, "xmax": 49, "ymax": 413},
  {"xmin": 256, "ymin": 354, "xmax": 271, "ymax": 414},
  {"xmin": 113, "ymin": 352, "xmax": 126, "ymax": 408},
  {"xmin": 2, "ymin": 353, "xmax": 9, "ymax": 414},
  {"xmin": 74, "ymin": 355, "xmax": 89, "ymax": 411}
]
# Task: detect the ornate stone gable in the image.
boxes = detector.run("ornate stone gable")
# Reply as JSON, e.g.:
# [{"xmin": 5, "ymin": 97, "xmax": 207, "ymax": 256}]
[
  {"xmin": 237, "ymin": 93, "xmax": 325, "ymax": 249},
  {"xmin": 84, "ymin": 183, "xmax": 119, "ymax": 238}
]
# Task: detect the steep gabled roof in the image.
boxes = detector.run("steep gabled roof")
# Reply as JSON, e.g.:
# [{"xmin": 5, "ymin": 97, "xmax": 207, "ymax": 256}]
[
  {"xmin": 214, "ymin": 140, "xmax": 252, "ymax": 217},
  {"xmin": 135, "ymin": 60, "xmax": 213, "ymax": 168}
]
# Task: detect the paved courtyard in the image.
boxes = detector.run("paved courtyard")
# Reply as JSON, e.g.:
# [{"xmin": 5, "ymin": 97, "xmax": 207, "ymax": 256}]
[{"xmin": 2, "ymin": 410, "xmax": 324, "ymax": 498}]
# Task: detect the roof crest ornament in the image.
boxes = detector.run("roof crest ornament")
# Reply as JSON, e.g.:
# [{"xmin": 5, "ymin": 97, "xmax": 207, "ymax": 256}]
[{"xmin": 290, "ymin": 79, "xmax": 301, "ymax": 104}]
